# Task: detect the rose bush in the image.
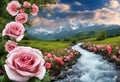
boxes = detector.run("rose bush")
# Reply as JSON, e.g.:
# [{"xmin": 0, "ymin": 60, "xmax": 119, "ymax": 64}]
[
  {"xmin": 1, "ymin": 0, "xmax": 56, "ymax": 81},
  {"xmin": 43, "ymin": 49, "xmax": 80, "ymax": 75},
  {"xmin": 82, "ymin": 41, "xmax": 120, "ymax": 65},
  {"xmin": 4, "ymin": 46, "xmax": 46, "ymax": 82}
]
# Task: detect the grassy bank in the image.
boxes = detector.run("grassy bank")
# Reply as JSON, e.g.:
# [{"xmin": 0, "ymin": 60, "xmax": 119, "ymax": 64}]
[
  {"xmin": 20, "ymin": 40, "xmax": 70, "ymax": 51},
  {"xmin": 82, "ymin": 36, "xmax": 120, "ymax": 45}
]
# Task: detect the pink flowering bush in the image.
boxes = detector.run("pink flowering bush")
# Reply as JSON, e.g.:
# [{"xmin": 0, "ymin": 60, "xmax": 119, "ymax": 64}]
[
  {"xmin": 82, "ymin": 40, "xmax": 120, "ymax": 66},
  {"xmin": 43, "ymin": 49, "xmax": 80, "ymax": 75}
]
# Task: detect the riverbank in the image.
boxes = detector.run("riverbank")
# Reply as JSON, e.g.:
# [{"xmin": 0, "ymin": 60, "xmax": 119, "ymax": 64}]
[
  {"xmin": 80, "ymin": 43, "xmax": 120, "ymax": 82},
  {"xmin": 52, "ymin": 43, "xmax": 117, "ymax": 82}
]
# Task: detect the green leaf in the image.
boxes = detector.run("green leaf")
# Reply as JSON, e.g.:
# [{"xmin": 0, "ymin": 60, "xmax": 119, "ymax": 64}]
[
  {"xmin": 0, "ymin": 75, "xmax": 11, "ymax": 82},
  {"xmin": 0, "ymin": 75, "xmax": 4, "ymax": 81},
  {"xmin": 28, "ymin": 72, "xmax": 50, "ymax": 82},
  {"xmin": 41, "ymin": 72, "xmax": 50, "ymax": 82},
  {"xmin": 28, "ymin": 77, "xmax": 42, "ymax": 82}
]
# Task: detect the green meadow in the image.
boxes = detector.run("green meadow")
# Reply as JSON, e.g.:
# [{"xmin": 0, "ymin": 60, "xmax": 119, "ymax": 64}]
[
  {"xmin": 20, "ymin": 40, "xmax": 70, "ymax": 51},
  {"xmin": 83, "ymin": 36, "xmax": 120, "ymax": 45}
]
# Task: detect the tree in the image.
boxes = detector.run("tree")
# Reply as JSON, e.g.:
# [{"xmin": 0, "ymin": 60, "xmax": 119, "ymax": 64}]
[
  {"xmin": 71, "ymin": 38, "xmax": 78, "ymax": 45},
  {"xmin": 96, "ymin": 31, "xmax": 107, "ymax": 41}
]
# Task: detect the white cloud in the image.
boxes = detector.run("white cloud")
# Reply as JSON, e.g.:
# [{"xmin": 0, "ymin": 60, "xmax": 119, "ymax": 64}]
[
  {"xmin": 32, "ymin": 17, "xmax": 55, "ymax": 26},
  {"xmin": 32, "ymin": 1, "xmax": 120, "ymax": 28},
  {"xmin": 47, "ymin": 3, "xmax": 70, "ymax": 13},
  {"xmin": 107, "ymin": 0, "xmax": 120, "ymax": 8},
  {"xmin": 74, "ymin": 1, "xmax": 82, "ymax": 6},
  {"xmin": 32, "ymin": 17, "xmax": 41, "ymax": 25},
  {"xmin": 93, "ymin": 8, "xmax": 120, "ymax": 25}
]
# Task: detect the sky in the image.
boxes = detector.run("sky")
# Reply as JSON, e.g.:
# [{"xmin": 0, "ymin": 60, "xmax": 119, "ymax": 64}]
[{"xmin": 32, "ymin": 0, "xmax": 120, "ymax": 29}]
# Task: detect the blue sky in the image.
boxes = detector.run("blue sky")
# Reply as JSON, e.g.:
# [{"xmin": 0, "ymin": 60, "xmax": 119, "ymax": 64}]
[{"xmin": 32, "ymin": 0, "xmax": 120, "ymax": 29}]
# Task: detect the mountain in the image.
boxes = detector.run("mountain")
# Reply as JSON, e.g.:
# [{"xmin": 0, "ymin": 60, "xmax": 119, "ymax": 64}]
[{"xmin": 27, "ymin": 22, "xmax": 120, "ymax": 40}]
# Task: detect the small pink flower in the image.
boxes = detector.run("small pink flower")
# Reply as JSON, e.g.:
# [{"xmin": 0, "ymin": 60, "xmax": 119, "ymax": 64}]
[
  {"xmin": 2, "ymin": 22, "xmax": 25, "ymax": 41},
  {"xmin": 92, "ymin": 47, "xmax": 97, "ymax": 52},
  {"xmin": 23, "ymin": 1, "xmax": 31, "ymax": 7},
  {"xmin": 4, "ymin": 46, "xmax": 46, "ymax": 82},
  {"xmin": 19, "ymin": 8, "xmax": 25, "ymax": 13},
  {"xmin": 6, "ymin": 1, "xmax": 21, "ymax": 16},
  {"xmin": 31, "ymin": 4, "xmax": 39, "ymax": 16},
  {"xmin": 47, "ymin": 53, "xmax": 52, "ymax": 59},
  {"xmin": 49, "ymin": 58, "xmax": 54, "ymax": 62},
  {"xmin": 56, "ymin": 65, "xmax": 59, "ymax": 69},
  {"xmin": 65, "ymin": 56, "xmax": 71, "ymax": 61},
  {"xmin": 5, "ymin": 40, "xmax": 18, "ymax": 53},
  {"xmin": 106, "ymin": 45, "xmax": 112, "ymax": 55},
  {"xmin": 45, "ymin": 63, "xmax": 51, "ymax": 69},
  {"xmin": 118, "ymin": 50, "xmax": 120, "ymax": 55},
  {"xmin": 69, "ymin": 53, "xmax": 74, "ymax": 58},
  {"xmin": 56, "ymin": 57, "xmax": 64, "ymax": 65},
  {"xmin": 15, "ymin": 13, "xmax": 28, "ymax": 23}
]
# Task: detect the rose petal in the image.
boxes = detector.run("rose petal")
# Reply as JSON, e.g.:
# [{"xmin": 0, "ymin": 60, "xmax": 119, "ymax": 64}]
[
  {"xmin": 16, "ymin": 35, "xmax": 24, "ymax": 42},
  {"xmin": 33, "ymin": 49, "xmax": 43, "ymax": 57},
  {"xmin": 16, "ymin": 69, "xmax": 35, "ymax": 77},
  {"xmin": 4, "ymin": 65, "xmax": 30, "ymax": 82},
  {"xmin": 2, "ymin": 29, "xmax": 6, "ymax": 36},
  {"xmin": 35, "ymin": 66, "xmax": 46, "ymax": 80}
]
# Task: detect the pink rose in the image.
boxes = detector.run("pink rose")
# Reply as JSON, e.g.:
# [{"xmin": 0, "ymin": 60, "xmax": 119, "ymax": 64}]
[
  {"xmin": 5, "ymin": 40, "xmax": 18, "ymax": 53},
  {"xmin": 2, "ymin": 22, "xmax": 25, "ymax": 41},
  {"xmin": 31, "ymin": 4, "xmax": 39, "ymax": 16},
  {"xmin": 19, "ymin": 8, "xmax": 25, "ymax": 13},
  {"xmin": 6, "ymin": 1, "xmax": 21, "ymax": 16},
  {"xmin": 15, "ymin": 13, "xmax": 28, "ymax": 23},
  {"xmin": 23, "ymin": 1, "xmax": 31, "ymax": 7},
  {"xmin": 4, "ymin": 46, "xmax": 46, "ymax": 82},
  {"xmin": 45, "ymin": 63, "xmax": 51, "ymax": 69}
]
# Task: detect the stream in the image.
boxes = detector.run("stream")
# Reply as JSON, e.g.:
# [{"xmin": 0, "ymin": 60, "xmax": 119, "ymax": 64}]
[{"xmin": 56, "ymin": 43, "xmax": 118, "ymax": 82}]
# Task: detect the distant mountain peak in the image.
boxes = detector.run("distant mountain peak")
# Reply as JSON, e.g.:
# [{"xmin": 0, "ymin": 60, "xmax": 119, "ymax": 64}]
[{"xmin": 27, "ymin": 22, "xmax": 120, "ymax": 40}]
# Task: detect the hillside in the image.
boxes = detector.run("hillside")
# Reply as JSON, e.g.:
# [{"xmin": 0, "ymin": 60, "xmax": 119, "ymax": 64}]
[{"xmin": 83, "ymin": 36, "xmax": 120, "ymax": 45}]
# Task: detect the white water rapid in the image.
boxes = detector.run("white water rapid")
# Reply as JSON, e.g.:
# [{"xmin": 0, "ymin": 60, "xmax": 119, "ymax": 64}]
[{"xmin": 57, "ymin": 43, "xmax": 118, "ymax": 82}]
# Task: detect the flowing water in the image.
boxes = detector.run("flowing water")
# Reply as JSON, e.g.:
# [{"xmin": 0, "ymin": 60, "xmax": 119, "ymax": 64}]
[{"xmin": 57, "ymin": 43, "xmax": 118, "ymax": 82}]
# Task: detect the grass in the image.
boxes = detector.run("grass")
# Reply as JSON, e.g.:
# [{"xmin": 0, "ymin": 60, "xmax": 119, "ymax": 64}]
[
  {"xmin": 20, "ymin": 40, "xmax": 70, "ymax": 51},
  {"xmin": 82, "ymin": 36, "xmax": 120, "ymax": 45}
]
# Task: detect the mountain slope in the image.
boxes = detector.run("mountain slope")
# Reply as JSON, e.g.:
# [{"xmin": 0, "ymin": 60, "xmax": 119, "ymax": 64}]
[{"xmin": 27, "ymin": 22, "xmax": 120, "ymax": 40}]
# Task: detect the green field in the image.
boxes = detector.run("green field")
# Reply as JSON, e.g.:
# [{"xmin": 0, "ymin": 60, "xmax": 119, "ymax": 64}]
[
  {"xmin": 83, "ymin": 36, "xmax": 120, "ymax": 45},
  {"xmin": 20, "ymin": 40, "xmax": 70, "ymax": 51}
]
